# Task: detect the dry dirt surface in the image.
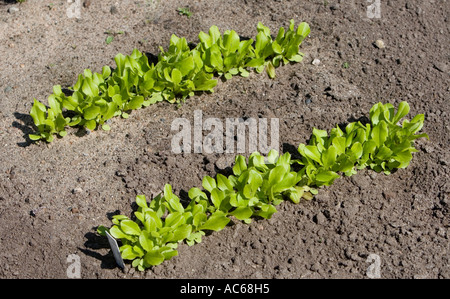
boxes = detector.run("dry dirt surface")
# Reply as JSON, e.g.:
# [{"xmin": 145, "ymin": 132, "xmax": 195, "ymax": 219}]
[{"xmin": 0, "ymin": 0, "xmax": 448, "ymax": 279}]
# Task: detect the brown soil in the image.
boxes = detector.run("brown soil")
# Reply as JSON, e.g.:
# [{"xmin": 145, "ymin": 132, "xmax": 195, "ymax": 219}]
[{"xmin": 0, "ymin": 0, "xmax": 448, "ymax": 279}]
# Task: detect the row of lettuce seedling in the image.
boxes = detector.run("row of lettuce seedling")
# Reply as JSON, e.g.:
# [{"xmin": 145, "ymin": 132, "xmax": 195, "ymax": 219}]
[
  {"xmin": 29, "ymin": 20, "xmax": 311, "ymax": 142},
  {"xmin": 97, "ymin": 101, "xmax": 428, "ymax": 271}
]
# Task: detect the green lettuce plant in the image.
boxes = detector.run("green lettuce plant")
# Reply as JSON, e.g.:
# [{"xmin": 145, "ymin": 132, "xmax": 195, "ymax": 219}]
[
  {"xmin": 28, "ymin": 20, "xmax": 310, "ymax": 143},
  {"xmin": 177, "ymin": 7, "xmax": 192, "ymax": 18},
  {"xmin": 97, "ymin": 150, "xmax": 313, "ymax": 270},
  {"xmin": 246, "ymin": 20, "xmax": 310, "ymax": 78},
  {"xmin": 197, "ymin": 26, "xmax": 254, "ymax": 80},
  {"xmin": 98, "ymin": 101, "xmax": 428, "ymax": 271},
  {"xmin": 295, "ymin": 101, "xmax": 429, "ymax": 187}
]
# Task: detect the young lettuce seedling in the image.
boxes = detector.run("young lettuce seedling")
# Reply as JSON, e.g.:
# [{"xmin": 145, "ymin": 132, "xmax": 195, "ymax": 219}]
[
  {"xmin": 246, "ymin": 20, "xmax": 310, "ymax": 78},
  {"xmin": 295, "ymin": 101, "xmax": 429, "ymax": 186},
  {"xmin": 28, "ymin": 20, "xmax": 310, "ymax": 142},
  {"xmin": 98, "ymin": 101, "xmax": 427, "ymax": 270},
  {"xmin": 98, "ymin": 150, "xmax": 315, "ymax": 270},
  {"xmin": 197, "ymin": 26, "xmax": 253, "ymax": 80},
  {"xmin": 177, "ymin": 7, "xmax": 192, "ymax": 18}
]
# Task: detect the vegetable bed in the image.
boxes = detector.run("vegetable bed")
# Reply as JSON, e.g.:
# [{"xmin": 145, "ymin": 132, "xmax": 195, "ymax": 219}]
[{"xmin": 0, "ymin": 0, "xmax": 448, "ymax": 279}]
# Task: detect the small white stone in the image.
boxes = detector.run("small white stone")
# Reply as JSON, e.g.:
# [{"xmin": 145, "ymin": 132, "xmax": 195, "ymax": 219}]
[
  {"xmin": 72, "ymin": 187, "xmax": 83, "ymax": 194},
  {"xmin": 312, "ymin": 58, "xmax": 321, "ymax": 66},
  {"xmin": 375, "ymin": 39, "xmax": 385, "ymax": 49},
  {"xmin": 8, "ymin": 6, "xmax": 20, "ymax": 14}
]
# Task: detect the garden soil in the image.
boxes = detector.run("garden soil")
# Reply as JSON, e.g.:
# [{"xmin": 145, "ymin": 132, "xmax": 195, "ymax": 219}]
[{"xmin": 0, "ymin": 0, "xmax": 448, "ymax": 279}]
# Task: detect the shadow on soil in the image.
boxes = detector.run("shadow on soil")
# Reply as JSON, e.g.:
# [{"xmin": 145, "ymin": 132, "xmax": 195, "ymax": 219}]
[
  {"xmin": 1, "ymin": 0, "xmax": 20, "ymax": 4},
  {"xmin": 81, "ymin": 232, "xmax": 120, "ymax": 271},
  {"xmin": 12, "ymin": 112, "xmax": 35, "ymax": 147}
]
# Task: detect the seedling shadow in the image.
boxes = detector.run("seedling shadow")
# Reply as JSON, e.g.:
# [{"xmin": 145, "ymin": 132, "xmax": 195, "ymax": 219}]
[
  {"xmin": 12, "ymin": 111, "xmax": 86, "ymax": 147},
  {"xmin": 82, "ymin": 231, "xmax": 121, "ymax": 270},
  {"xmin": 12, "ymin": 112, "xmax": 35, "ymax": 147},
  {"xmin": 346, "ymin": 115, "xmax": 370, "ymax": 126},
  {"xmin": 82, "ymin": 209, "xmax": 127, "ymax": 270},
  {"xmin": 144, "ymin": 52, "xmax": 159, "ymax": 65},
  {"xmin": 0, "ymin": 0, "xmax": 19, "ymax": 4}
]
